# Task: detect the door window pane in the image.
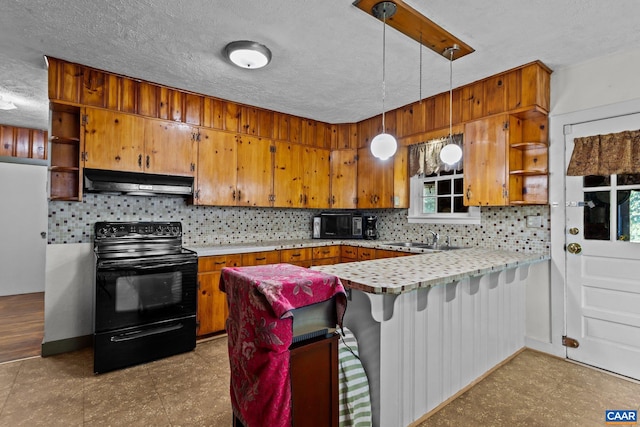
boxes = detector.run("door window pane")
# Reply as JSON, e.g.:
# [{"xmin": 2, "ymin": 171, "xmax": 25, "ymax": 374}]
[
  {"xmin": 584, "ymin": 175, "xmax": 610, "ymax": 187},
  {"xmin": 584, "ymin": 191, "xmax": 610, "ymax": 240},
  {"xmin": 618, "ymin": 174, "xmax": 640, "ymax": 186},
  {"xmin": 618, "ymin": 189, "xmax": 640, "ymax": 242}
]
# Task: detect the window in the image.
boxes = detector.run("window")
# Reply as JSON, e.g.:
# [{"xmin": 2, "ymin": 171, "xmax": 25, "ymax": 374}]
[
  {"xmin": 407, "ymin": 134, "xmax": 480, "ymax": 224},
  {"xmin": 408, "ymin": 170, "xmax": 480, "ymax": 224}
]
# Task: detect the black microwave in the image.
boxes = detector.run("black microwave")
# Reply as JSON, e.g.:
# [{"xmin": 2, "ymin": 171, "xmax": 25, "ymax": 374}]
[{"xmin": 313, "ymin": 212, "xmax": 363, "ymax": 239}]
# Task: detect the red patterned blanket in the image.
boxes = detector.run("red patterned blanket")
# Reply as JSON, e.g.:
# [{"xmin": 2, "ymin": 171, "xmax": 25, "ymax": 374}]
[{"xmin": 220, "ymin": 263, "xmax": 347, "ymax": 427}]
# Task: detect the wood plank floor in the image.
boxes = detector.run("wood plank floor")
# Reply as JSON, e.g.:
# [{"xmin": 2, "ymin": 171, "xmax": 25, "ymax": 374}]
[{"xmin": 0, "ymin": 292, "xmax": 43, "ymax": 363}]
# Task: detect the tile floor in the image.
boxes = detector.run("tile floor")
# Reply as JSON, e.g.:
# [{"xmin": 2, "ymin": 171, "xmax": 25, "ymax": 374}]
[{"xmin": 2, "ymin": 338, "xmax": 640, "ymax": 427}]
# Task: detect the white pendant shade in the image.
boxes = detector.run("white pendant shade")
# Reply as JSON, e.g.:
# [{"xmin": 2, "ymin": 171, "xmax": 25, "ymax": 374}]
[
  {"xmin": 440, "ymin": 143, "xmax": 462, "ymax": 165},
  {"xmin": 370, "ymin": 133, "xmax": 397, "ymax": 160}
]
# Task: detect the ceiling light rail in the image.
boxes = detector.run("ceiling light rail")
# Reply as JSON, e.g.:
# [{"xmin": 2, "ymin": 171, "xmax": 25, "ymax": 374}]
[{"xmin": 353, "ymin": 0, "xmax": 474, "ymax": 60}]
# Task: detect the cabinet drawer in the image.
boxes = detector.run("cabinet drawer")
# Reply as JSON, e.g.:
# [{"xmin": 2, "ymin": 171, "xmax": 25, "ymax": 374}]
[
  {"xmin": 241, "ymin": 251, "xmax": 281, "ymax": 266},
  {"xmin": 279, "ymin": 248, "xmax": 312, "ymax": 263},
  {"xmin": 340, "ymin": 246, "xmax": 358, "ymax": 260},
  {"xmin": 198, "ymin": 254, "xmax": 242, "ymax": 272},
  {"xmin": 312, "ymin": 245, "xmax": 340, "ymax": 260},
  {"xmin": 357, "ymin": 247, "xmax": 375, "ymax": 261}
]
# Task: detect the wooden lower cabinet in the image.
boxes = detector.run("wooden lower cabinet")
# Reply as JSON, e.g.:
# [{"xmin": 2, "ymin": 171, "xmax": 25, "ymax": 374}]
[
  {"xmin": 312, "ymin": 245, "xmax": 340, "ymax": 266},
  {"xmin": 340, "ymin": 245, "xmax": 358, "ymax": 263},
  {"xmin": 197, "ymin": 244, "xmax": 409, "ymax": 337},
  {"xmin": 357, "ymin": 247, "xmax": 375, "ymax": 261},
  {"xmin": 232, "ymin": 334, "xmax": 339, "ymax": 427},
  {"xmin": 279, "ymin": 248, "xmax": 313, "ymax": 267},
  {"xmin": 290, "ymin": 334, "xmax": 339, "ymax": 427},
  {"xmin": 197, "ymin": 254, "xmax": 241, "ymax": 337},
  {"xmin": 241, "ymin": 250, "xmax": 281, "ymax": 266},
  {"xmin": 376, "ymin": 248, "xmax": 411, "ymax": 259}
]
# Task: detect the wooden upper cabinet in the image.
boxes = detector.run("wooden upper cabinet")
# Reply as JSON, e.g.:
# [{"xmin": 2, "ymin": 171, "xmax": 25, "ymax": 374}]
[
  {"xmin": 393, "ymin": 145, "xmax": 409, "ymax": 208},
  {"xmin": 273, "ymin": 141, "xmax": 305, "ymax": 208},
  {"xmin": 330, "ymin": 149, "xmax": 358, "ymax": 209},
  {"xmin": 357, "ymin": 147, "xmax": 394, "ymax": 209},
  {"xmin": 461, "ymin": 81, "xmax": 484, "ymax": 123},
  {"xmin": 82, "ymin": 108, "xmax": 145, "ymax": 172},
  {"xmin": 236, "ymin": 134, "xmax": 273, "ymax": 207},
  {"xmin": 82, "ymin": 107, "xmax": 196, "ymax": 177},
  {"xmin": 195, "ymin": 129, "xmax": 238, "ymax": 206},
  {"xmin": 483, "ymin": 74, "xmax": 507, "ymax": 116},
  {"xmin": 519, "ymin": 62, "xmax": 551, "ymax": 112},
  {"xmin": 144, "ymin": 118, "xmax": 196, "ymax": 176},
  {"xmin": 273, "ymin": 142, "xmax": 329, "ymax": 208},
  {"xmin": 0, "ymin": 125, "xmax": 47, "ymax": 160},
  {"xmin": 463, "ymin": 115, "xmax": 509, "ymax": 206},
  {"xmin": 303, "ymin": 146, "xmax": 331, "ymax": 209}
]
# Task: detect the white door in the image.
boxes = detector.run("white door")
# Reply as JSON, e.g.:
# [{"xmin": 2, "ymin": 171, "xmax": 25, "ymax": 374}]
[
  {"xmin": 565, "ymin": 113, "xmax": 640, "ymax": 380},
  {"xmin": 0, "ymin": 162, "xmax": 48, "ymax": 296}
]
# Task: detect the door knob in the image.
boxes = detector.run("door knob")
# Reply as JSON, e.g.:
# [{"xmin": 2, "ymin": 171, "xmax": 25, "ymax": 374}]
[{"xmin": 567, "ymin": 242, "xmax": 582, "ymax": 254}]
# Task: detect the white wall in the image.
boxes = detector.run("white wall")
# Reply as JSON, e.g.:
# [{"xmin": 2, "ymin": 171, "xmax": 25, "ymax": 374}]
[
  {"xmin": 44, "ymin": 243, "xmax": 94, "ymax": 343},
  {"xmin": 551, "ymin": 48, "xmax": 640, "ymax": 115},
  {"xmin": 546, "ymin": 48, "xmax": 640, "ymax": 357}
]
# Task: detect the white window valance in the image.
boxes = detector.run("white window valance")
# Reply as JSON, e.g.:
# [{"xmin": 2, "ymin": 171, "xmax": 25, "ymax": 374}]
[{"xmin": 408, "ymin": 133, "xmax": 463, "ymax": 177}]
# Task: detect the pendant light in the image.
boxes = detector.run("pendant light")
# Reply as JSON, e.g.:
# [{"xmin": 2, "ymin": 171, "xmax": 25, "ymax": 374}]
[
  {"xmin": 440, "ymin": 44, "xmax": 462, "ymax": 165},
  {"xmin": 370, "ymin": 1, "xmax": 398, "ymax": 161}
]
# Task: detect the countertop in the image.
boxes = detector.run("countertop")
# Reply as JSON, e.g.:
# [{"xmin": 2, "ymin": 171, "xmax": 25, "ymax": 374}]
[
  {"xmin": 186, "ymin": 240, "xmax": 548, "ymax": 295},
  {"xmin": 312, "ymin": 248, "xmax": 548, "ymax": 294},
  {"xmin": 186, "ymin": 239, "xmax": 427, "ymax": 256}
]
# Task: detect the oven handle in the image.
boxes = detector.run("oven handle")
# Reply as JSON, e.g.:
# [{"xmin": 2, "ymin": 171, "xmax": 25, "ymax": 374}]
[
  {"xmin": 110, "ymin": 323, "xmax": 184, "ymax": 342},
  {"xmin": 98, "ymin": 259, "xmax": 196, "ymax": 270}
]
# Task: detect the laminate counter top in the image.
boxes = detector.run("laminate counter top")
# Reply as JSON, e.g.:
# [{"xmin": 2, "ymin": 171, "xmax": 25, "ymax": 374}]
[
  {"xmin": 187, "ymin": 240, "xmax": 548, "ymax": 295},
  {"xmin": 312, "ymin": 248, "xmax": 548, "ymax": 294}
]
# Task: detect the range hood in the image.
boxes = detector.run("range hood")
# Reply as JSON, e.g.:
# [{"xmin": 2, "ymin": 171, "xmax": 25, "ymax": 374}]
[{"xmin": 84, "ymin": 168, "xmax": 193, "ymax": 196}]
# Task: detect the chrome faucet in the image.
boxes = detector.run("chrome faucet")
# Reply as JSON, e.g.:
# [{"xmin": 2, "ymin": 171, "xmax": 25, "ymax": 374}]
[{"xmin": 428, "ymin": 230, "xmax": 439, "ymax": 247}]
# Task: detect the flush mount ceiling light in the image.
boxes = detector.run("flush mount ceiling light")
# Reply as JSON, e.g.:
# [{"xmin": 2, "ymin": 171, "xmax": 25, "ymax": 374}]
[
  {"xmin": 225, "ymin": 41, "xmax": 272, "ymax": 69},
  {"xmin": 369, "ymin": 1, "xmax": 398, "ymax": 161},
  {"xmin": 440, "ymin": 44, "xmax": 463, "ymax": 165},
  {"xmin": 0, "ymin": 94, "xmax": 17, "ymax": 110}
]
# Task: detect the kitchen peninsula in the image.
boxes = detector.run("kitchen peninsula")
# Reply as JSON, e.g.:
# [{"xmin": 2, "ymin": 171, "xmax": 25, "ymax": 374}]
[
  {"xmin": 188, "ymin": 238, "xmax": 548, "ymax": 426},
  {"xmin": 312, "ymin": 247, "xmax": 548, "ymax": 427}
]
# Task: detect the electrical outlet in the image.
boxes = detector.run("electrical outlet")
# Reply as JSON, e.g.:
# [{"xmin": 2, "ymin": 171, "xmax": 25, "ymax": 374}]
[{"xmin": 526, "ymin": 215, "xmax": 542, "ymax": 228}]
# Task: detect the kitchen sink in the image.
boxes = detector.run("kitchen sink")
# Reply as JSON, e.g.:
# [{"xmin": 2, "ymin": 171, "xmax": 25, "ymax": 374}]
[
  {"xmin": 385, "ymin": 242, "xmax": 470, "ymax": 251},
  {"xmin": 386, "ymin": 242, "xmax": 433, "ymax": 248}
]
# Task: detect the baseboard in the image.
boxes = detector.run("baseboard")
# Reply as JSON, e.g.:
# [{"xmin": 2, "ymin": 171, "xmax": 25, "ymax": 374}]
[{"xmin": 41, "ymin": 335, "xmax": 92, "ymax": 357}]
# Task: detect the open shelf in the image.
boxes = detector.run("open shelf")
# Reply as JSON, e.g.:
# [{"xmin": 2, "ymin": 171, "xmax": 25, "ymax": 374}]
[{"xmin": 49, "ymin": 104, "xmax": 82, "ymax": 201}]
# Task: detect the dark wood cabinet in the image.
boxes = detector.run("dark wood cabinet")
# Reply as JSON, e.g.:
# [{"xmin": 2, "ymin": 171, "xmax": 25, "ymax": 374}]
[{"xmin": 290, "ymin": 334, "xmax": 339, "ymax": 427}]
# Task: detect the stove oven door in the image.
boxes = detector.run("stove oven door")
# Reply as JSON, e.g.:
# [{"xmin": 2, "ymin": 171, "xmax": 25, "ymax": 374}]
[
  {"xmin": 95, "ymin": 254, "xmax": 197, "ymax": 333},
  {"xmin": 94, "ymin": 253, "xmax": 197, "ymax": 373}
]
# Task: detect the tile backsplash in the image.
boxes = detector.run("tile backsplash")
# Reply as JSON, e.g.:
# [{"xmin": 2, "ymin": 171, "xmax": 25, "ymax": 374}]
[{"xmin": 49, "ymin": 194, "xmax": 550, "ymax": 254}]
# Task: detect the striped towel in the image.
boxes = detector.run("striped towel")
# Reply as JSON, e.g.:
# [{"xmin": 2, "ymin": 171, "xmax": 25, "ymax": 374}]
[{"xmin": 339, "ymin": 327, "xmax": 372, "ymax": 427}]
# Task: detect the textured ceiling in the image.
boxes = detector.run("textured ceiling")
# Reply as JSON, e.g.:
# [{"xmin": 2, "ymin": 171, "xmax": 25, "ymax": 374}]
[{"xmin": 1, "ymin": 0, "xmax": 640, "ymax": 131}]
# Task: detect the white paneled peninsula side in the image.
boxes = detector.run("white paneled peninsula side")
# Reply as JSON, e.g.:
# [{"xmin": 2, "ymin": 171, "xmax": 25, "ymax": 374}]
[{"xmin": 313, "ymin": 248, "xmax": 548, "ymax": 427}]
